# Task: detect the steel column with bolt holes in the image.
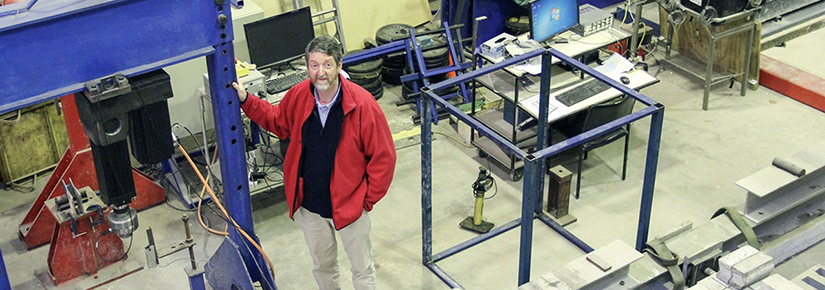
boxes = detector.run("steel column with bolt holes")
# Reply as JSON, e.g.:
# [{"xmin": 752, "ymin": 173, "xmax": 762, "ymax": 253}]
[
  {"xmin": 0, "ymin": 0, "xmax": 275, "ymax": 288},
  {"xmin": 420, "ymin": 47, "xmax": 664, "ymax": 287}
]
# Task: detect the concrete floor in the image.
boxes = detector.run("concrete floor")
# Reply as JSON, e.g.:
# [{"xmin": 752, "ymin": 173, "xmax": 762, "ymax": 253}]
[{"xmin": 3, "ymin": 18, "xmax": 825, "ymax": 290}]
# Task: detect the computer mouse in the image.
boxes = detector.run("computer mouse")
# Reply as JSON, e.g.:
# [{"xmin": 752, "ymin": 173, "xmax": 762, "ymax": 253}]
[{"xmin": 620, "ymin": 76, "xmax": 631, "ymax": 85}]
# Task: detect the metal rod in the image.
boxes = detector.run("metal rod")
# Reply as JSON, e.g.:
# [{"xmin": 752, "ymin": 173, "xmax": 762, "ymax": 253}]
[
  {"xmin": 431, "ymin": 219, "xmax": 522, "ymax": 262},
  {"xmin": 548, "ymin": 49, "xmax": 658, "ymax": 106},
  {"xmin": 628, "ymin": 1, "xmax": 643, "ymax": 58},
  {"xmin": 183, "ymin": 215, "xmax": 197, "ymax": 270},
  {"xmin": 425, "ymin": 263, "xmax": 462, "ymax": 289},
  {"xmin": 537, "ymin": 213, "xmax": 594, "ymax": 252},
  {"xmin": 703, "ymin": 25, "xmax": 715, "ymax": 111},
  {"xmin": 531, "ymin": 107, "xmax": 658, "ymax": 160},
  {"xmin": 422, "ymin": 89, "xmax": 526, "ymax": 159},
  {"xmin": 635, "ymin": 104, "xmax": 665, "ymax": 251},
  {"xmin": 429, "ymin": 49, "xmax": 544, "ymax": 92},
  {"xmin": 311, "ymin": 8, "xmax": 336, "ymax": 17},
  {"xmin": 741, "ymin": 20, "xmax": 756, "ymax": 96}
]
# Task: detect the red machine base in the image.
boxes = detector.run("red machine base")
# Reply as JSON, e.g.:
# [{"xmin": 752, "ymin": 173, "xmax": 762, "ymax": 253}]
[
  {"xmin": 18, "ymin": 95, "xmax": 165, "ymax": 250},
  {"xmin": 48, "ymin": 207, "xmax": 125, "ymax": 285}
]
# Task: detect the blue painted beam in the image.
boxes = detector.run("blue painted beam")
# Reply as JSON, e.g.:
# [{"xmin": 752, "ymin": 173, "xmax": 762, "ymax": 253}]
[
  {"xmin": 425, "ymin": 263, "xmax": 462, "ymax": 289},
  {"xmin": 431, "ymin": 219, "xmax": 522, "ymax": 262},
  {"xmin": 423, "ymin": 89, "xmax": 526, "ymax": 159},
  {"xmin": 636, "ymin": 104, "xmax": 665, "ymax": 251},
  {"xmin": 537, "ymin": 213, "xmax": 593, "ymax": 253},
  {"xmin": 428, "ymin": 49, "xmax": 543, "ymax": 92},
  {"xmin": 421, "ymin": 96, "xmax": 434, "ymax": 265},
  {"xmin": 548, "ymin": 49, "xmax": 659, "ymax": 107},
  {"xmin": 0, "ymin": 0, "xmax": 223, "ymax": 114}
]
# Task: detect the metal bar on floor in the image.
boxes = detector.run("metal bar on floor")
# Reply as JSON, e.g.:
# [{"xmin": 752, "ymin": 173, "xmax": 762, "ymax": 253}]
[
  {"xmin": 431, "ymin": 219, "xmax": 522, "ymax": 262},
  {"xmin": 537, "ymin": 213, "xmax": 594, "ymax": 253}
]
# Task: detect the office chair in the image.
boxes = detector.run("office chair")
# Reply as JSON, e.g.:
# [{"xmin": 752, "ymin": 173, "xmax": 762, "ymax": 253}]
[{"xmin": 573, "ymin": 95, "xmax": 636, "ymax": 199}]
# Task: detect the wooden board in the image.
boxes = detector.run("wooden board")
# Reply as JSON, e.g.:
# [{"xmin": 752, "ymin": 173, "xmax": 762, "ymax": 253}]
[{"xmin": 0, "ymin": 101, "xmax": 69, "ymax": 184}]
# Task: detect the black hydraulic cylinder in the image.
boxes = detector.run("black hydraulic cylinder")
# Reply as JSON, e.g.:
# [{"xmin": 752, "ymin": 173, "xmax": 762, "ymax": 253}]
[{"xmin": 90, "ymin": 140, "xmax": 135, "ymax": 208}]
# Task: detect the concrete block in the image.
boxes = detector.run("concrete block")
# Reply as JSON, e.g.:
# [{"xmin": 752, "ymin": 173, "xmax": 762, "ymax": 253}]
[
  {"xmin": 717, "ymin": 245, "xmax": 760, "ymax": 283},
  {"xmin": 756, "ymin": 274, "xmax": 804, "ymax": 290},
  {"xmin": 729, "ymin": 252, "xmax": 774, "ymax": 290}
]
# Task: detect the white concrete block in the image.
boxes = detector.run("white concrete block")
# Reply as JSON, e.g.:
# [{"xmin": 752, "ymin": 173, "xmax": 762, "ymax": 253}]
[{"xmin": 717, "ymin": 245, "xmax": 760, "ymax": 283}]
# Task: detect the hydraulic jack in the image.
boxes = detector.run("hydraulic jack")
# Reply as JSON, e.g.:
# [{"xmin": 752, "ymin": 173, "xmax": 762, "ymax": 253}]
[{"xmin": 460, "ymin": 166, "xmax": 496, "ymax": 233}]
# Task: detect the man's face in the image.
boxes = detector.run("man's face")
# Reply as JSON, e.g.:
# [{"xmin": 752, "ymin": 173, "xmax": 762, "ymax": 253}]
[{"xmin": 307, "ymin": 52, "xmax": 342, "ymax": 91}]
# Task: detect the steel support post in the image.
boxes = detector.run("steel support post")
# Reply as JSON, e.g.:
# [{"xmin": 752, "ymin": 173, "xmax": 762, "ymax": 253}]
[
  {"xmin": 635, "ymin": 104, "xmax": 665, "ymax": 251},
  {"xmin": 203, "ymin": 2, "xmax": 275, "ymax": 289},
  {"xmin": 421, "ymin": 94, "xmax": 434, "ymax": 265},
  {"xmin": 741, "ymin": 19, "xmax": 756, "ymax": 96},
  {"xmin": 518, "ymin": 158, "xmax": 541, "ymax": 285},
  {"xmin": 533, "ymin": 51, "xmax": 552, "ymax": 214}
]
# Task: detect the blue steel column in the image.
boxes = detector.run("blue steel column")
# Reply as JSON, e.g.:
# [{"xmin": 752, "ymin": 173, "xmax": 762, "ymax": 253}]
[
  {"xmin": 518, "ymin": 158, "xmax": 540, "ymax": 285},
  {"xmin": 635, "ymin": 104, "xmax": 665, "ymax": 251},
  {"xmin": 0, "ymin": 247, "xmax": 10, "ymax": 290},
  {"xmin": 421, "ymin": 90, "xmax": 434, "ymax": 265},
  {"xmin": 533, "ymin": 51, "xmax": 552, "ymax": 214},
  {"xmin": 204, "ymin": 1, "xmax": 272, "ymax": 287}
]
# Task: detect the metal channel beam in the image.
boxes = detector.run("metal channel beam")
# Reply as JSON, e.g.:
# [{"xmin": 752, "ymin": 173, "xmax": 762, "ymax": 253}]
[{"xmin": 0, "ymin": 0, "xmax": 223, "ymax": 114}]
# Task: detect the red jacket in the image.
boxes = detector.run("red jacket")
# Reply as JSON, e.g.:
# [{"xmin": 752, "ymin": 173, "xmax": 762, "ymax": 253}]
[{"xmin": 241, "ymin": 75, "xmax": 396, "ymax": 229}]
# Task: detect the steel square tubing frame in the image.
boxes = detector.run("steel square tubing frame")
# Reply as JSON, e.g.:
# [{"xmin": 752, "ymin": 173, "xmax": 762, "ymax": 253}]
[
  {"xmin": 0, "ymin": 1, "xmax": 274, "ymax": 288},
  {"xmin": 420, "ymin": 48, "xmax": 664, "ymax": 287}
]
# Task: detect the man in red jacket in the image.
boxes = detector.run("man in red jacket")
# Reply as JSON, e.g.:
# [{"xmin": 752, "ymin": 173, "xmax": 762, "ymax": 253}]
[{"xmin": 232, "ymin": 35, "xmax": 396, "ymax": 290}]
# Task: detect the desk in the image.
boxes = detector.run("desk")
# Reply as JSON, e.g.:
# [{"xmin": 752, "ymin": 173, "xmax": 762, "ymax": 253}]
[
  {"xmin": 472, "ymin": 27, "xmax": 637, "ymax": 180},
  {"xmin": 520, "ymin": 69, "xmax": 658, "ymax": 121},
  {"xmin": 472, "ymin": 69, "xmax": 657, "ymax": 180},
  {"xmin": 481, "ymin": 27, "xmax": 632, "ymax": 76}
]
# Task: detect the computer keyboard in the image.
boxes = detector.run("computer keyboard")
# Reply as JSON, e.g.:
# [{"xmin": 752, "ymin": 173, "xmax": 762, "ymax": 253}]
[
  {"xmin": 555, "ymin": 79, "xmax": 612, "ymax": 107},
  {"xmin": 265, "ymin": 70, "xmax": 309, "ymax": 94}
]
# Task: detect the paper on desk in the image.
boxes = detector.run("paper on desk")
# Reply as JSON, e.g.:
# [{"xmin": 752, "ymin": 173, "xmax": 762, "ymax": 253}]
[{"xmin": 594, "ymin": 53, "xmax": 634, "ymax": 77}]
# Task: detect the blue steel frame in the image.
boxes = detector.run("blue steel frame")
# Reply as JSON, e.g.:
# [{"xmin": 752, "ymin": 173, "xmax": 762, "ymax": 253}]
[
  {"xmin": 401, "ymin": 23, "xmax": 473, "ymax": 124},
  {"xmin": 420, "ymin": 48, "xmax": 664, "ymax": 287},
  {"xmin": 0, "ymin": 1, "xmax": 275, "ymax": 289}
]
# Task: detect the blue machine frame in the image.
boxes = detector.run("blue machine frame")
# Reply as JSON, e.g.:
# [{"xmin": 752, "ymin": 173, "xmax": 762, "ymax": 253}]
[
  {"xmin": 0, "ymin": 0, "xmax": 274, "ymax": 289},
  {"xmin": 419, "ymin": 48, "xmax": 664, "ymax": 287}
]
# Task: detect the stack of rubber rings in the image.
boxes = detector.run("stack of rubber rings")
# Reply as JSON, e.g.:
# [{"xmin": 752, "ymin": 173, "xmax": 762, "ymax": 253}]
[{"xmin": 343, "ymin": 49, "xmax": 385, "ymax": 100}]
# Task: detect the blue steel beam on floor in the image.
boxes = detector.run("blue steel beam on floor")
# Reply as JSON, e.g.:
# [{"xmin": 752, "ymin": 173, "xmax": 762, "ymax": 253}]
[
  {"xmin": 0, "ymin": 0, "xmax": 220, "ymax": 114},
  {"xmin": 536, "ymin": 213, "xmax": 594, "ymax": 253},
  {"xmin": 0, "ymin": 0, "xmax": 274, "ymax": 288}
]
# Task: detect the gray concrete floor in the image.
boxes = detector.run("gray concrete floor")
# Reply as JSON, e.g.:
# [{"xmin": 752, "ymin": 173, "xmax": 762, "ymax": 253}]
[{"xmin": 3, "ymin": 23, "xmax": 825, "ymax": 290}]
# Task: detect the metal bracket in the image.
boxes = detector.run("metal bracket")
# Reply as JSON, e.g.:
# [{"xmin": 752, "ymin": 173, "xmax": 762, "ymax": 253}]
[{"xmin": 82, "ymin": 74, "xmax": 131, "ymax": 103}]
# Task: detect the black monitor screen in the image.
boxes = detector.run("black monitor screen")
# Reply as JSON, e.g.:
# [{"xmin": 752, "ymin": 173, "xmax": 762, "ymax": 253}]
[
  {"xmin": 244, "ymin": 7, "xmax": 314, "ymax": 70},
  {"xmin": 529, "ymin": 0, "xmax": 579, "ymax": 43}
]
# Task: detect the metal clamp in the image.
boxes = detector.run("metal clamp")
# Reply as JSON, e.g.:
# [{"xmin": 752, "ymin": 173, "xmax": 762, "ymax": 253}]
[{"xmin": 82, "ymin": 74, "xmax": 131, "ymax": 102}]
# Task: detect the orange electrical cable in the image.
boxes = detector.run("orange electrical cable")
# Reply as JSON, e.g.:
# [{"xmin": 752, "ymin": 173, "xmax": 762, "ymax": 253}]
[
  {"xmin": 196, "ymin": 144, "xmax": 229, "ymax": 236},
  {"xmin": 178, "ymin": 144, "xmax": 276, "ymax": 278}
]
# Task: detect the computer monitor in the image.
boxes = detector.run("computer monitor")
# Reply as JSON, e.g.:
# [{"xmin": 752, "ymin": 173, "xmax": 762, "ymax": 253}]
[
  {"xmin": 244, "ymin": 6, "xmax": 314, "ymax": 70},
  {"xmin": 529, "ymin": 0, "xmax": 580, "ymax": 43}
]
